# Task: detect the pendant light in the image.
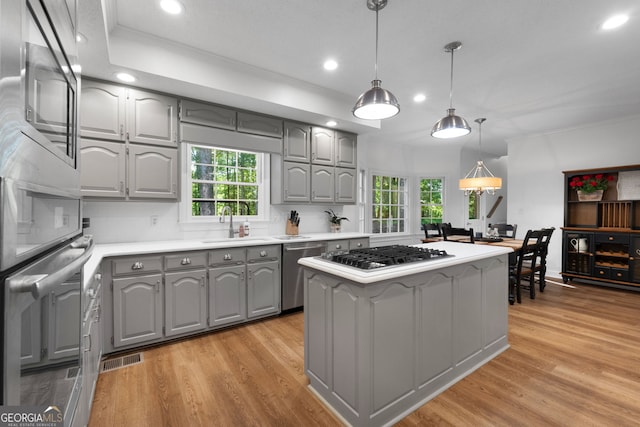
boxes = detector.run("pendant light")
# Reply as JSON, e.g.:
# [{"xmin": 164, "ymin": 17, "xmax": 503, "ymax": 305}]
[
  {"xmin": 352, "ymin": 0, "xmax": 400, "ymax": 120},
  {"xmin": 431, "ymin": 41, "xmax": 471, "ymax": 138},
  {"xmin": 459, "ymin": 118, "xmax": 502, "ymax": 195}
]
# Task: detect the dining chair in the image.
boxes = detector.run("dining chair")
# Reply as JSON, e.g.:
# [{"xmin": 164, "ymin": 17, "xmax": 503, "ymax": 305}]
[
  {"xmin": 423, "ymin": 223, "xmax": 442, "ymax": 238},
  {"xmin": 490, "ymin": 223, "xmax": 518, "ymax": 238},
  {"xmin": 522, "ymin": 227, "xmax": 555, "ymax": 293},
  {"xmin": 514, "ymin": 229, "xmax": 545, "ymax": 302},
  {"xmin": 442, "ymin": 225, "xmax": 475, "ymax": 243}
]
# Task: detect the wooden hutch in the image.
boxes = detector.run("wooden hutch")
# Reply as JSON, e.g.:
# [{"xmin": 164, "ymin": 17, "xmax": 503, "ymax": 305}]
[{"xmin": 562, "ymin": 164, "xmax": 640, "ymax": 289}]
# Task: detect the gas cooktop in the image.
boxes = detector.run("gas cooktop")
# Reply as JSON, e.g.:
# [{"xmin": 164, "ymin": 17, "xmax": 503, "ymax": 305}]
[{"xmin": 322, "ymin": 245, "xmax": 452, "ymax": 270}]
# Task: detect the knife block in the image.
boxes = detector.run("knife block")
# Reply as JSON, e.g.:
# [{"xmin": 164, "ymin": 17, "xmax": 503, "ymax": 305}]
[{"xmin": 285, "ymin": 219, "xmax": 299, "ymax": 236}]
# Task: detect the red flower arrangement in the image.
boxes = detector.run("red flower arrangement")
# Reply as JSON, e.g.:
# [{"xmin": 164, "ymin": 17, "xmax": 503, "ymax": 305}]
[{"xmin": 569, "ymin": 174, "xmax": 614, "ymax": 193}]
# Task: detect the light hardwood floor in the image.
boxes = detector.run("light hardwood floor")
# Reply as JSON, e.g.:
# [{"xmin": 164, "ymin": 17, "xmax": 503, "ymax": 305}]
[{"xmin": 89, "ymin": 280, "xmax": 640, "ymax": 426}]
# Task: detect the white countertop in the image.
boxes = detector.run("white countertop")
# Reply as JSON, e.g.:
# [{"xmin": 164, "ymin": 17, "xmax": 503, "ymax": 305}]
[
  {"xmin": 83, "ymin": 232, "xmax": 370, "ymax": 288},
  {"xmin": 297, "ymin": 241, "xmax": 513, "ymax": 284}
]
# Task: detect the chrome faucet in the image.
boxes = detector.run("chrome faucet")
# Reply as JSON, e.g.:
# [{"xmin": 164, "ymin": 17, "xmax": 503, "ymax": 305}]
[{"xmin": 219, "ymin": 206, "xmax": 235, "ymax": 238}]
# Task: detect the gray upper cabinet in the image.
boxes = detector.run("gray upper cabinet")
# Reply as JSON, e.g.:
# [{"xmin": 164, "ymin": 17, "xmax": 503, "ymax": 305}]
[
  {"xmin": 283, "ymin": 162, "xmax": 311, "ymax": 202},
  {"xmin": 335, "ymin": 167, "xmax": 357, "ymax": 204},
  {"xmin": 283, "ymin": 121, "xmax": 311, "ymax": 163},
  {"xmin": 80, "ymin": 139, "xmax": 126, "ymax": 198},
  {"xmin": 128, "ymin": 145, "xmax": 178, "ymax": 199},
  {"xmin": 237, "ymin": 112, "xmax": 283, "ymax": 138},
  {"xmin": 179, "ymin": 99, "xmax": 236, "ymax": 130},
  {"xmin": 80, "ymin": 81, "xmax": 126, "ymax": 142},
  {"xmin": 335, "ymin": 131, "xmax": 357, "ymax": 168},
  {"xmin": 311, "ymin": 127, "xmax": 335, "ymax": 165},
  {"xmin": 127, "ymin": 89, "xmax": 178, "ymax": 147},
  {"xmin": 311, "ymin": 165, "xmax": 335, "ymax": 203},
  {"xmin": 80, "ymin": 81, "xmax": 177, "ymax": 147}
]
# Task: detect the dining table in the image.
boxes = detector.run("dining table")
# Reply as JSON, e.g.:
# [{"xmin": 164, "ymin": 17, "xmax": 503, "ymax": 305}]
[{"xmin": 421, "ymin": 236, "xmax": 526, "ymax": 304}]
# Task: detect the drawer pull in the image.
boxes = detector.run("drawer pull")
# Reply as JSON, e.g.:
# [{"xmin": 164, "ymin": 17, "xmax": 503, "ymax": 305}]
[
  {"xmin": 132, "ymin": 261, "xmax": 144, "ymax": 270},
  {"xmin": 356, "ymin": 243, "xmax": 363, "ymax": 247},
  {"xmin": 608, "ymin": 236, "xmax": 614, "ymax": 241},
  {"xmin": 260, "ymin": 250, "xmax": 267, "ymax": 257},
  {"xmin": 599, "ymin": 270, "xmax": 605, "ymax": 275},
  {"xmin": 181, "ymin": 257, "xmax": 191, "ymax": 265},
  {"xmin": 615, "ymin": 272, "xmax": 623, "ymax": 278},
  {"xmin": 335, "ymin": 244, "xmax": 342, "ymax": 249},
  {"xmin": 224, "ymin": 253, "xmax": 232, "ymax": 261}
]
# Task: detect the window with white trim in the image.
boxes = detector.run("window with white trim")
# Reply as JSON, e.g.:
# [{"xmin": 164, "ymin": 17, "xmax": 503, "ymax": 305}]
[
  {"xmin": 188, "ymin": 144, "xmax": 263, "ymax": 218},
  {"xmin": 371, "ymin": 174, "xmax": 408, "ymax": 234},
  {"xmin": 419, "ymin": 177, "xmax": 444, "ymax": 225}
]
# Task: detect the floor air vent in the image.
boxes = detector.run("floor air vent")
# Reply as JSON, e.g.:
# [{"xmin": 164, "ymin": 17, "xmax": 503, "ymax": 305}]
[
  {"xmin": 66, "ymin": 366, "xmax": 80, "ymax": 379},
  {"xmin": 100, "ymin": 352, "xmax": 144, "ymax": 373}
]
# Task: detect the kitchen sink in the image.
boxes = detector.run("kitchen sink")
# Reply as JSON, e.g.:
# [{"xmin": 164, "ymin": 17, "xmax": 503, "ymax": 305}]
[{"xmin": 272, "ymin": 235, "xmax": 311, "ymax": 240}]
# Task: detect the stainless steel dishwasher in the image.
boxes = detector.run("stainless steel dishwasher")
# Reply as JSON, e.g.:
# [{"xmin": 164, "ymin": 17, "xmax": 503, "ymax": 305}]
[{"xmin": 282, "ymin": 240, "xmax": 327, "ymax": 311}]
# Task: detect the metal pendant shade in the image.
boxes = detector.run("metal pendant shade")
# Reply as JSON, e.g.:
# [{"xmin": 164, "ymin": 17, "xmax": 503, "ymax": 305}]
[
  {"xmin": 459, "ymin": 118, "xmax": 502, "ymax": 195},
  {"xmin": 432, "ymin": 41, "xmax": 470, "ymax": 138},
  {"xmin": 352, "ymin": 0, "xmax": 399, "ymax": 120}
]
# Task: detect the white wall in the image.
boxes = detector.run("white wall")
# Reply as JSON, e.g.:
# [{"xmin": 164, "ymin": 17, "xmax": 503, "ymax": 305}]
[
  {"xmin": 357, "ymin": 135, "xmax": 466, "ymax": 245},
  {"xmin": 506, "ymin": 113, "xmax": 640, "ymax": 278}
]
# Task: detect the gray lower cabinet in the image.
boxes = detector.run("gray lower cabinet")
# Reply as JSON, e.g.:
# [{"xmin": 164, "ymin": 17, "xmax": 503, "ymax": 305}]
[
  {"xmin": 80, "ymin": 139, "xmax": 126, "ymax": 198},
  {"xmin": 247, "ymin": 260, "xmax": 280, "ymax": 318},
  {"xmin": 164, "ymin": 269, "xmax": 207, "ymax": 336},
  {"xmin": 247, "ymin": 245, "xmax": 280, "ymax": 318},
  {"xmin": 112, "ymin": 273, "xmax": 163, "ymax": 348},
  {"xmin": 208, "ymin": 264, "xmax": 247, "ymax": 327},
  {"xmin": 105, "ymin": 246, "xmax": 281, "ymax": 354},
  {"xmin": 47, "ymin": 280, "xmax": 81, "ymax": 361}
]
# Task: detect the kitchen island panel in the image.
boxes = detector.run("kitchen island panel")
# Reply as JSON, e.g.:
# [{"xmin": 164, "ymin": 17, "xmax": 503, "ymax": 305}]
[
  {"xmin": 302, "ymin": 245, "xmax": 510, "ymax": 427},
  {"xmin": 417, "ymin": 273, "xmax": 453, "ymax": 385},
  {"xmin": 371, "ymin": 283, "xmax": 416, "ymax": 413}
]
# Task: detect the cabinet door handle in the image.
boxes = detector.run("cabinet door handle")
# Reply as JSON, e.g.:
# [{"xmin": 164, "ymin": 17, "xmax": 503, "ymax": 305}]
[
  {"xmin": 83, "ymin": 334, "xmax": 91, "ymax": 352},
  {"xmin": 260, "ymin": 250, "xmax": 267, "ymax": 257},
  {"xmin": 335, "ymin": 244, "xmax": 342, "ymax": 249},
  {"xmin": 636, "ymin": 249, "xmax": 640, "ymax": 256},
  {"xmin": 224, "ymin": 253, "xmax": 232, "ymax": 261},
  {"xmin": 180, "ymin": 257, "xmax": 191, "ymax": 265},
  {"xmin": 132, "ymin": 261, "xmax": 144, "ymax": 270},
  {"xmin": 119, "ymin": 181, "xmax": 125, "ymax": 194},
  {"xmin": 156, "ymin": 280, "xmax": 160, "ymax": 292},
  {"xmin": 200, "ymin": 276, "xmax": 205, "ymax": 287},
  {"xmin": 356, "ymin": 243, "xmax": 362, "ymax": 247},
  {"xmin": 26, "ymin": 108, "xmax": 33, "ymax": 122}
]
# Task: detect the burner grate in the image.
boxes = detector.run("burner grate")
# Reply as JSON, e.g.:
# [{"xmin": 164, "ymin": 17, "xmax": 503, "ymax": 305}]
[{"xmin": 329, "ymin": 245, "xmax": 452, "ymax": 269}]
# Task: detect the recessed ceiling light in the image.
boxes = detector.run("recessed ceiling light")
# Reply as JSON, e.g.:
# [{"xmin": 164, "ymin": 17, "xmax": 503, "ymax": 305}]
[
  {"xmin": 413, "ymin": 93, "xmax": 426, "ymax": 103},
  {"xmin": 160, "ymin": 0, "xmax": 184, "ymax": 15},
  {"xmin": 115, "ymin": 72, "xmax": 136, "ymax": 83},
  {"xmin": 602, "ymin": 14, "xmax": 629, "ymax": 30},
  {"xmin": 326, "ymin": 120, "xmax": 337, "ymax": 127},
  {"xmin": 323, "ymin": 59, "xmax": 338, "ymax": 71},
  {"xmin": 76, "ymin": 32, "xmax": 86, "ymax": 43}
]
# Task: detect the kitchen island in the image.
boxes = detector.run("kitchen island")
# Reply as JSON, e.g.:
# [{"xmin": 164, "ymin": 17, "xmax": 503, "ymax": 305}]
[{"xmin": 298, "ymin": 241, "xmax": 512, "ymax": 427}]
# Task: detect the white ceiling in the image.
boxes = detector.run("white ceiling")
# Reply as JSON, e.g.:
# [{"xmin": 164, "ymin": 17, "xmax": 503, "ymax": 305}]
[{"xmin": 77, "ymin": 0, "xmax": 640, "ymax": 156}]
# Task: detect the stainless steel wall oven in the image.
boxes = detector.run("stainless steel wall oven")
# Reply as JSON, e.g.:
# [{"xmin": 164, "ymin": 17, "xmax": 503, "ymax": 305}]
[{"xmin": 1, "ymin": 0, "xmax": 86, "ymax": 425}]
